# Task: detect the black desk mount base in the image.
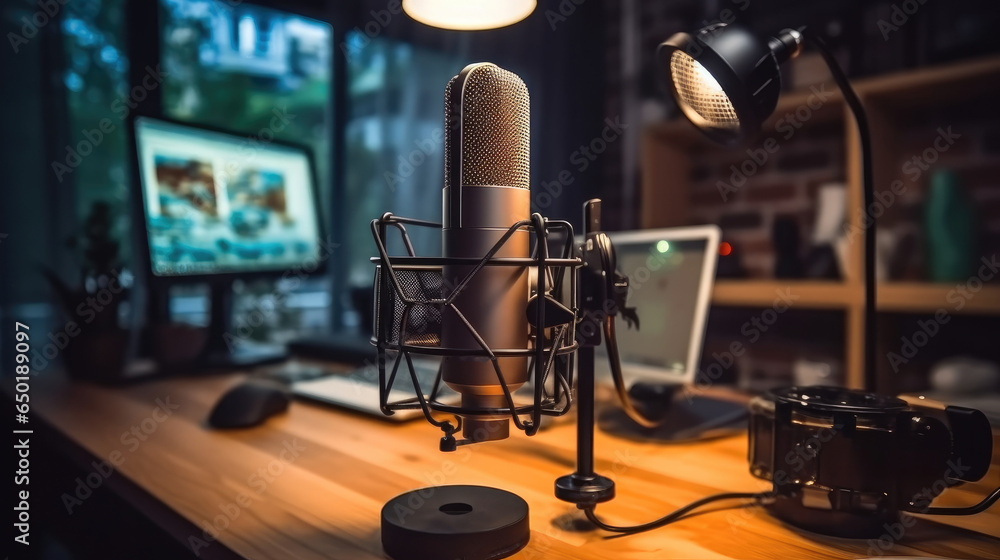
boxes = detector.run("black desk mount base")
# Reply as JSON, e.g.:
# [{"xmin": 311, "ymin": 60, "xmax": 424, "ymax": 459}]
[
  {"xmin": 555, "ymin": 472, "xmax": 616, "ymax": 505},
  {"xmin": 381, "ymin": 485, "xmax": 530, "ymax": 560}
]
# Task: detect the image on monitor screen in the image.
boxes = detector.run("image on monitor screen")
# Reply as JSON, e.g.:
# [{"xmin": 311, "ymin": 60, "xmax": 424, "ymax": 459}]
[{"xmin": 135, "ymin": 117, "xmax": 322, "ymax": 277}]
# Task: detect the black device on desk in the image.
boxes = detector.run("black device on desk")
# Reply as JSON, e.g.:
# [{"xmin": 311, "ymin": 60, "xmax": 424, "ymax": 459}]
[
  {"xmin": 749, "ymin": 386, "xmax": 996, "ymax": 538},
  {"xmin": 130, "ymin": 117, "xmax": 328, "ymax": 369}
]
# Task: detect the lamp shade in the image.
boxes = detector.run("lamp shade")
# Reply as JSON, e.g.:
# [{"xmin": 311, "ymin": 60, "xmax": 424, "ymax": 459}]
[
  {"xmin": 658, "ymin": 24, "xmax": 800, "ymax": 146},
  {"xmin": 403, "ymin": 0, "xmax": 536, "ymax": 31}
]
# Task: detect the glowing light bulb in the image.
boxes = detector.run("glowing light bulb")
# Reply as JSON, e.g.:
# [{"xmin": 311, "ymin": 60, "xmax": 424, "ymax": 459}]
[
  {"xmin": 669, "ymin": 50, "xmax": 739, "ymax": 130},
  {"xmin": 403, "ymin": 0, "xmax": 536, "ymax": 30}
]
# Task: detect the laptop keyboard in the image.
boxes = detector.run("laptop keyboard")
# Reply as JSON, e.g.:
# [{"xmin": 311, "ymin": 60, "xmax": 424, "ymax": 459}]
[
  {"xmin": 291, "ymin": 359, "xmax": 458, "ymax": 418},
  {"xmin": 346, "ymin": 359, "xmax": 444, "ymax": 395}
]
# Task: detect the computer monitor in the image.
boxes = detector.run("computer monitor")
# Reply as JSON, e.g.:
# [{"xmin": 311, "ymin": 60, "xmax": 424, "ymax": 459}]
[
  {"xmin": 135, "ymin": 117, "xmax": 323, "ymax": 277},
  {"xmin": 595, "ymin": 225, "xmax": 720, "ymax": 386},
  {"xmin": 133, "ymin": 116, "xmax": 326, "ymax": 367}
]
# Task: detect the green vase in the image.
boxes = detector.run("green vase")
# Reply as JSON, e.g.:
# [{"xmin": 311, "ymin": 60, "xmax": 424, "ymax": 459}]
[{"xmin": 924, "ymin": 169, "xmax": 976, "ymax": 282}]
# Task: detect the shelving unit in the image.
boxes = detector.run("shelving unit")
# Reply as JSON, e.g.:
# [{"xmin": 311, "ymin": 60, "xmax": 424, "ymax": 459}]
[
  {"xmin": 642, "ymin": 55, "xmax": 1000, "ymax": 390},
  {"xmin": 711, "ymin": 280, "xmax": 855, "ymax": 309},
  {"xmin": 878, "ymin": 283, "xmax": 1000, "ymax": 314}
]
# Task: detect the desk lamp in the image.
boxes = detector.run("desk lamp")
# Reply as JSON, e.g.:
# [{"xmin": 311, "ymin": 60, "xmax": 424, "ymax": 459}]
[
  {"xmin": 654, "ymin": 23, "xmax": 999, "ymax": 538},
  {"xmin": 658, "ymin": 24, "xmax": 877, "ymax": 392}
]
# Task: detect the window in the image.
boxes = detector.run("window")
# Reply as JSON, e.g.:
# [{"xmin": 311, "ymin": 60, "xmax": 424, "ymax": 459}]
[
  {"xmin": 159, "ymin": 0, "xmax": 333, "ymax": 203},
  {"xmin": 61, "ymin": 0, "xmax": 130, "ymax": 258},
  {"xmin": 343, "ymin": 33, "xmax": 463, "ymax": 292}
]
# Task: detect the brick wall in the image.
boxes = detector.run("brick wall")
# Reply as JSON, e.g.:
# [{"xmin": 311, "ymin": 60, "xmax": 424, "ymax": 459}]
[
  {"xmin": 678, "ymin": 108, "xmax": 1000, "ymax": 281},
  {"xmin": 687, "ymin": 119, "xmax": 845, "ymax": 278}
]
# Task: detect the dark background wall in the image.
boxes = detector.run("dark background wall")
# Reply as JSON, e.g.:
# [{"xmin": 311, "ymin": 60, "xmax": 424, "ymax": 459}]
[{"xmin": 2, "ymin": 0, "xmax": 999, "ymax": 388}]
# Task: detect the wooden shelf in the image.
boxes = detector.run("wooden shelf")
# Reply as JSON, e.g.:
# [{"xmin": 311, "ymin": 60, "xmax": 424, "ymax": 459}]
[
  {"xmin": 646, "ymin": 55, "xmax": 1000, "ymax": 391},
  {"xmin": 712, "ymin": 280, "xmax": 1000, "ymax": 315},
  {"xmin": 854, "ymin": 55, "xmax": 1000, "ymax": 108},
  {"xmin": 878, "ymin": 282, "xmax": 1000, "ymax": 315},
  {"xmin": 712, "ymin": 280, "xmax": 857, "ymax": 309}
]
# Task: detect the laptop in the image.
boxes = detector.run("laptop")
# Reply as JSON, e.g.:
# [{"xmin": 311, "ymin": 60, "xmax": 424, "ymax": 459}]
[
  {"xmin": 592, "ymin": 226, "xmax": 720, "ymax": 387},
  {"xmin": 592, "ymin": 226, "xmax": 749, "ymax": 440}
]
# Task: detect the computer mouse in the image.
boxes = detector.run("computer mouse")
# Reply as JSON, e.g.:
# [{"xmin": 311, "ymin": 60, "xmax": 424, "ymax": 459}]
[{"xmin": 208, "ymin": 381, "xmax": 290, "ymax": 429}]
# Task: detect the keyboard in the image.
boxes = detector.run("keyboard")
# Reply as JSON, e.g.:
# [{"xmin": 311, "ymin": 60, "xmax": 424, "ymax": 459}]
[{"xmin": 291, "ymin": 358, "xmax": 459, "ymax": 420}]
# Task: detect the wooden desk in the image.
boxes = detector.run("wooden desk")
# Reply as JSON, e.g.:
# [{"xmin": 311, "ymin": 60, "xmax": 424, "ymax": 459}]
[{"xmin": 29, "ymin": 373, "xmax": 1000, "ymax": 559}]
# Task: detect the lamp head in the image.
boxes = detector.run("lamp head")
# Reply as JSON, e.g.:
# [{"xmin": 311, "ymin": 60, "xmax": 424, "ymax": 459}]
[{"xmin": 658, "ymin": 23, "xmax": 802, "ymax": 146}]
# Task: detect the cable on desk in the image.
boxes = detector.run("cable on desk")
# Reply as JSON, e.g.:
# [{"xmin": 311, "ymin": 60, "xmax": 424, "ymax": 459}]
[
  {"xmin": 583, "ymin": 491, "xmax": 774, "ymax": 534},
  {"xmin": 602, "ymin": 316, "xmax": 662, "ymax": 429},
  {"xmin": 922, "ymin": 486, "xmax": 1000, "ymax": 516}
]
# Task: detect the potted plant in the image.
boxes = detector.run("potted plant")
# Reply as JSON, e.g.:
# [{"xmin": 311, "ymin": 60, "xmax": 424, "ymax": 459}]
[{"xmin": 43, "ymin": 201, "xmax": 131, "ymax": 383}]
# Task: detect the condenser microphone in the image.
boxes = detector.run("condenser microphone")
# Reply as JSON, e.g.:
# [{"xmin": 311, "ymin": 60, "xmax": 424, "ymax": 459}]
[{"xmin": 441, "ymin": 62, "xmax": 531, "ymax": 444}]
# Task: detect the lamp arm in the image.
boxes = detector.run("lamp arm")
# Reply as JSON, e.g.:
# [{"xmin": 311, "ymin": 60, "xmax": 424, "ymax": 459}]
[{"xmin": 802, "ymin": 30, "xmax": 877, "ymax": 391}]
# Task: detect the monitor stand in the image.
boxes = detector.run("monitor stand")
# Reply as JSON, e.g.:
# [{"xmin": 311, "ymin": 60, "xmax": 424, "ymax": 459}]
[
  {"xmin": 597, "ymin": 382, "xmax": 749, "ymax": 442},
  {"xmin": 200, "ymin": 281, "xmax": 286, "ymax": 369}
]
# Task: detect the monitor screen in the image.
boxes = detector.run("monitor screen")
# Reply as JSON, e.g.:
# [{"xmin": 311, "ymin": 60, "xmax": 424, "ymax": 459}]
[
  {"xmin": 134, "ymin": 117, "xmax": 322, "ymax": 277},
  {"xmin": 595, "ymin": 226, "xmax": 719, "ymax": 384}
]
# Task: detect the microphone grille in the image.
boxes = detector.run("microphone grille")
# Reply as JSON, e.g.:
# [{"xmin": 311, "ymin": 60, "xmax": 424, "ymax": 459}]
[{"xmin": 445, "ymin": 63, "xmax": 530, "ymax": 190}]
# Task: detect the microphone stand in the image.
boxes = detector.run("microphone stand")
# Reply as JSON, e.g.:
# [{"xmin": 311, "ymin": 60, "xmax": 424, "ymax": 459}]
[{"xmin": 555, "ymin": 199, "xmax": 618, "ymax": 507}]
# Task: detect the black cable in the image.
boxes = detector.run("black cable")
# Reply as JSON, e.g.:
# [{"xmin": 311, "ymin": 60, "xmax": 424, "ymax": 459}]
[
  {"xmin": 603, "ymin": 316, "xmax": 662, "ymax": 429},
  {"xmin": 923, "ymin": 486, "xmax": 1000, "ymax": 516},
  {"xmin": 584, "ymin": 491, "xmax": 774, "ymax": 534}
]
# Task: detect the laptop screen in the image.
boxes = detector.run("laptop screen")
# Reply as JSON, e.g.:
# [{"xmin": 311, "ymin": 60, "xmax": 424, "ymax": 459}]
[{"xmin": 596, "ymin": 226, "xmax": 720, "ymax": 385}]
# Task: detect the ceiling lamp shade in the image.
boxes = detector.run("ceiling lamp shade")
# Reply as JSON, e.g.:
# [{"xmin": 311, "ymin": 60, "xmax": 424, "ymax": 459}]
[{"xmin": 403, "ymin": 0, "xmax": 536, "ymax": 31}]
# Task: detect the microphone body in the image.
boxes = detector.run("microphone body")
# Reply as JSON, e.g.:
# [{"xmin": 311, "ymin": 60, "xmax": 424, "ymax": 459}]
[{"xmin": 441, "ymin": 63, "xmax": 531, "ymax": 443}]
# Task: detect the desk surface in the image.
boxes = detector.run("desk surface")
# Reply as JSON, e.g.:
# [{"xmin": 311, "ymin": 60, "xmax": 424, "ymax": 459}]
[{"xmin": 30, "ymin": 373, "xmax": 1000, "ymax": 560}]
